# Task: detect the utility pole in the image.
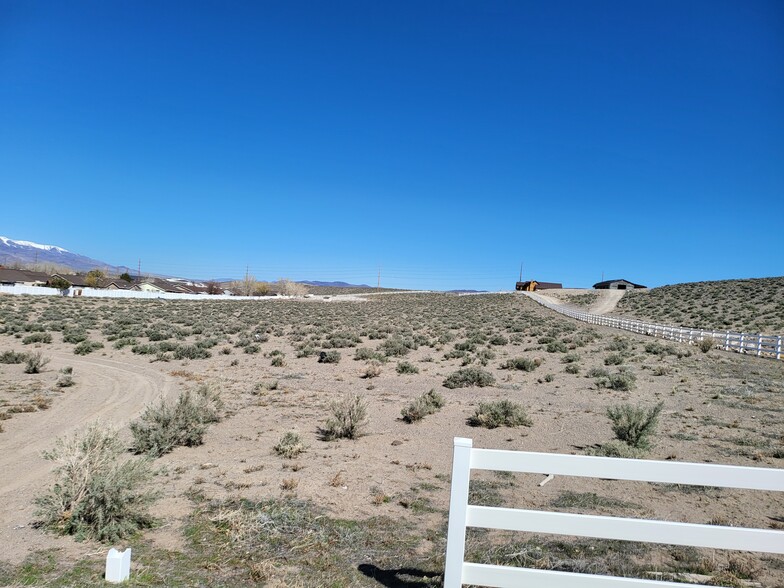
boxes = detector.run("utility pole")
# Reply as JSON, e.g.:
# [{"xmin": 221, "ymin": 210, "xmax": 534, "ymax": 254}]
[
  {"xmin": 377, "ymin": 267, "xmax": 381, "ymax": 291},
  {"xmin": 519, "ymin": 262, "xmax": 523, "ymax": 282},
  {"xmin": 138, "ymin": 259, "xmax": 141, "ymax": 279}
]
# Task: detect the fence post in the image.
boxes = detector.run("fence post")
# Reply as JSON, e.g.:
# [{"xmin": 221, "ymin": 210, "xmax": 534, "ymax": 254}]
[
  {"xmin": 757, "ymin": 336, "xmax": 763, "ymax": 357},
  {"xmin": 777, "ymin": 336, "xmax": 782, "ymax": 361},
  {"xmin": 740, "ymin": 334, "xmax": 745, "ymax": 354},
  {"xmin": 444, "ymin": 437, "xmax": 472, "ymax": 588}
]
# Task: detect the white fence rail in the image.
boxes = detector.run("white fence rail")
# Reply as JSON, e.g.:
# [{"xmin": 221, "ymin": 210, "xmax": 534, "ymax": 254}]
[
  {"xmin": 0, "ymin": 284, "xmax": 288, "ymax": 302},
  {"xmin": 444, "ymin": 437, "xmax": 784, "ymax": 588},
  {"xmin": 524, "ymin": 292, "xmax": 783, "ymax": 361}
]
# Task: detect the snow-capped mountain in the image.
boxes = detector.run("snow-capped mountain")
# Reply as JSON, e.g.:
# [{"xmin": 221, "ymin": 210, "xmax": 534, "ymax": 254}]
[{"xmin": 0, "ymin": 236, "xmax": 126, "ymax": 272}]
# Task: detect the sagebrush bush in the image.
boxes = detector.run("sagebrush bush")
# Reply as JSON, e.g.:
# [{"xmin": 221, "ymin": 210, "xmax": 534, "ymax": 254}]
[
  {"xmin": 362, "ymin": 360, "xmax": 382, "ymax": 378},
  {"xmin": 468, "ymin": 399, "xmax": 532, "ymax": 429},
  {"xmin": 320, "ymin": 394, "xmax": 367, "ymax": 440},
  {"xmin": 173, "ymin": 345, "xmax": 211, "ymax": 360},
  {"xmin": 698, "ymin": 337, "xmax": 715, "ymax": 353},
  {"xmin": 443, "ymin": 367, "xmax": 495, "ymax": 389},
  {"xmin": 62, "ymin": 328, "xmax": 87, "ymax": 344},
  {"xmin": 74, "ymin": 340, "xmax": 104, "ymax": 355},
  {"xmin": 546, "ymin": 340, "xmax": 568, "ymax": 353},
  {"xmin": 501, "ymin": 357, "xmax": 540, "ymax": 372},
  {"xmin": 34, "ymin": 423, "xmax": 157, "ymax": 542},
  {"xmin": 274, "ymin": 431, "xmax": 307, "ymax": 458},
  {"xmin": 318, "ymin": 350, "xmax": 341, "ymax": 364},
  {"xmin": 23, "ymin": 332, "xmax": 52, "ymax": 345},
  {"xmin": 607, "ymin": 401, "xmax": 664, "ymax": 449},
  {"xmin": 354, "ymin": 347, "xmax": 385, "ymax": 362},
  {"xmin": 130, "ymin": 385, "xmax": 222, "ymax": 457},
  {"xmin": 0, "ymin": 350, "xmax": 28, "ymax": 364},
  {"xmin": 401, "ymin": 389, "xmax": 445, "ymax": 423},
  {"xmin": 24, "ymin": 351, "xmax": 50, "ymax": 373},
  {"xmin": 396, "ymin": 361, "xmax": 419, "ymax": 374}
]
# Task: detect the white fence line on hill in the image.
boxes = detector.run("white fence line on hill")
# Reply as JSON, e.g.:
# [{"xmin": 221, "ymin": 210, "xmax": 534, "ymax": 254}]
[
  {"xmin": 524, "ymin": 292, "xmax": 783, "ymax": 361},
  {"xmin": 444, "ymin": 437, "xmax": 784, "ymax": 588}
]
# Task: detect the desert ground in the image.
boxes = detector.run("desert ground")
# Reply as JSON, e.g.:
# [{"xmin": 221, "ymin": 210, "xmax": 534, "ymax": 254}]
[{"xmin": 0, "ymin": 291, "xmax": 782, "ymax": 586}]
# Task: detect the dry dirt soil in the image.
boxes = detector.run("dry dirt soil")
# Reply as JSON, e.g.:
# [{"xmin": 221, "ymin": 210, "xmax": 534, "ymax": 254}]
[{"xmin": 0, "ymin": 292, "xmax": 782, "ymax": 586}]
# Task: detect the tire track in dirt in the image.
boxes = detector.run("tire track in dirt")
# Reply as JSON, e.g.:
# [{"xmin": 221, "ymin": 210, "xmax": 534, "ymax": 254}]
[{"xmin": 0, "ymin": 351, "xmax": 177, "ymax": 563}]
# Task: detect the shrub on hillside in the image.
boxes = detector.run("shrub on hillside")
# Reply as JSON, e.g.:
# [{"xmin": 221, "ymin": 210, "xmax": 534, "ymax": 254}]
[
  {"xmin": 443, "ymin": 367, "xmax": 495, "ymax": 389},
  {"xmin": 24, "ymin": 351, "xmax": 50, "ymax": 373},
  {"xmin": 130, "ymin": 385, "xmax": 222, "ymax": 457},
  {"xmin": 546, "ymin": 340, "xmax": 568, "ymax": 353},
  {"xmin": 0, "ymin": 350, "xmax": 28, "ymax": 364},
  {"xmin": 62, "ymin": 328, "xmax": 88, "ymax": 344},
  {"xmin": 698, "ymin": 337, "xmax": 715, "ymax": 353},
  {"xmin": 23, "ymin": 332, "xmax": 52, "ymax": 345},
  {"xmin": 318, "ymin": 350, "xmax": 341, "ymax": 364},
  {"xmin": 34, "ymin": 423, "xmax": 157, "ymax": 542},
  {"xmin": 468, "ymin": 399, "xmax": 532, "ymax": 429},
  {"xmin": 401, "ymin": 389, "xmax": 445, "ymax": 423},
  {"xmin": 74, "ymin": 340, "xmax": 104, "ymax": 355},
  {"xmin": 320, "ymin": 394, "xmax": 367, "ymax": 440},
  {"xmin": 396, "ymin": 361, "xmax": 419, "ymax": 374},
  {"xmin": 607, "ymin": 401, "xmax": 664, "ymax": 450},
  {"xmin": 274, "ymin": 431, "xmax": 308, "ymax": 459},
  {"xmin": 173, "ymin": 345, "xmax": 211, "ymax": 360},
  {"xmin": 500, "ymin": 357, "xmax": 540, "ymax": 372}
]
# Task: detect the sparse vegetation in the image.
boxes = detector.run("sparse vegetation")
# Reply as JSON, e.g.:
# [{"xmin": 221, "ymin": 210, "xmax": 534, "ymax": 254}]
[
  {"xmin": 24, "ymin": 351, "xmax": 49, "ymax": 373},
  {"xmin": 468, "ymin": 399, "xmax": 532, "ymax": 428},
  {"xmin": 130, "ymin": 385, "xmax": 222, "ymax": 457},
  {"xmin": 401, "ymin": 389, "xmax": 445, "ymax": 423},
  {"xmin": 443, "ymin": 367, "xmax": 495, "ymax": 388},
  {"xmin": 274, "ymin": 431, "xmax": 307, "ymax": 459},
  {"xmin": 607, "ymin": 401, "xmax": 664, "ymax": 450},
  {"xmin": 500, "ymin": 357, "xmax": 540, "ymax": 371},
  {"xmin": 617, "ymin": 277, "xmax": 784, "ymax": 334},
  {"xmin": 320, "ymin": 393, "xmax": 367, "ymax": 440},
  {"xmin": 34, "ymin": 423, "xmax": 157, "ymax": 542},
  {"xmin": 318, "ymin": 350, "xmax": 341, "ymax": 364}
]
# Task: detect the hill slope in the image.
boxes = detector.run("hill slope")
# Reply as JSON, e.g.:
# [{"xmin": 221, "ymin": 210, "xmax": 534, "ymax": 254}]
[
  {"xmin": 0, "ymin": 236, "xmax": 127, "ymax": 273},
  {"xmin": 616, "ymin": 277, "xmax": 784, "ymax": 334}
]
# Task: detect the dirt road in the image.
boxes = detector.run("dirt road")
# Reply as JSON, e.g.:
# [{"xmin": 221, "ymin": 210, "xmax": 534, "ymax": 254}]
[
  {"xmin": 532, "ymin": 288, "xmax": 625, "ymax": 315},
  {"xmin": 0, "ymin": 350, "xmax": 176, "ymax": 563}
]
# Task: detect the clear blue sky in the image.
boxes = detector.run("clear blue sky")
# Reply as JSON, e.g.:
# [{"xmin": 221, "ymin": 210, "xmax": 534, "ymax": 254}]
[{"xmin": 1, "ymin": 1, "xmax": 782, "ymax": 290}]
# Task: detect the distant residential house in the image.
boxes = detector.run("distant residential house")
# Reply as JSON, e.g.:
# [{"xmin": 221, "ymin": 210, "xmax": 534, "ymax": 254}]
[
  {"xmin": 516, "ymin": 280, "xmax": 563, "ymax": 291},
  {"xmin": 593, "ymin": 279, "xmax": 647, "ymax": 290},
  {"xmin": 132, "ymin": 278, "xmax": 208, "ymax": 294},
  {"xmin": 0, "ymin": 268, "xmax": 50, "ymax": 286},
  {"xmin": 102, "ymin": 279, "xmax": 134, "ymax": 290},
  {"xmin": 48, "ymin": 273, "xmax": 92, "ymax": 288}
]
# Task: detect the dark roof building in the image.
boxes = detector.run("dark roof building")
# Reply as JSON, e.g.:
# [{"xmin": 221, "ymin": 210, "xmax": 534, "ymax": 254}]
[
  {"xmin": 50, "ymin": 273, "xmax": 92, "ymax": 287},
  {"xmin": 593, "ymin": 279, "xmax": 646, "ymax": 290},
  {"xmin": 0, "ymin": 268, "xmax": 50, "ymax": 286},
  {"xmin": 515, "ymin": 280, "xmax": 563, "ymax": 291}
]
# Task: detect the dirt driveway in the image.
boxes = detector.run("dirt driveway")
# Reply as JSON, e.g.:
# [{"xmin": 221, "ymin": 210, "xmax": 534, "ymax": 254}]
[{"xmin": 0, "ymin": 350, "xmax": 176, "ymax": 564}]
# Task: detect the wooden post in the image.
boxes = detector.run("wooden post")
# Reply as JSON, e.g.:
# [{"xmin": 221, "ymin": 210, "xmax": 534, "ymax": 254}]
[{"xmin": 444, "ymin": 438, "xmax": 473, "ymax": 588}]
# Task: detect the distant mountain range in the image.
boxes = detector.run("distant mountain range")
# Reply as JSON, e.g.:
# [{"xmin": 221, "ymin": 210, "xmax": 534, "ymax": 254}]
[
  {"xmin": 0, "ymin": 236, "xmax": 374, "ymax": 289},
  {"xmin": 0, "ymin": 236, "xmax": 130, "ymax": 273}
]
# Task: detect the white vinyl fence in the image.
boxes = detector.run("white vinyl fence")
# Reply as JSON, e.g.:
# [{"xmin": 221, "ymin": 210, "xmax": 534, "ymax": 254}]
[
  {"xmin": 525, "ymin": 292, "xmax": 783, "ymax": 361},
  {"xmin": 444, "ymin": 437, "xmax": 784, "ymax": 588},
  {"xmin": 0, "ymin": 284, "xmax": 287, "ymax": 302}
]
